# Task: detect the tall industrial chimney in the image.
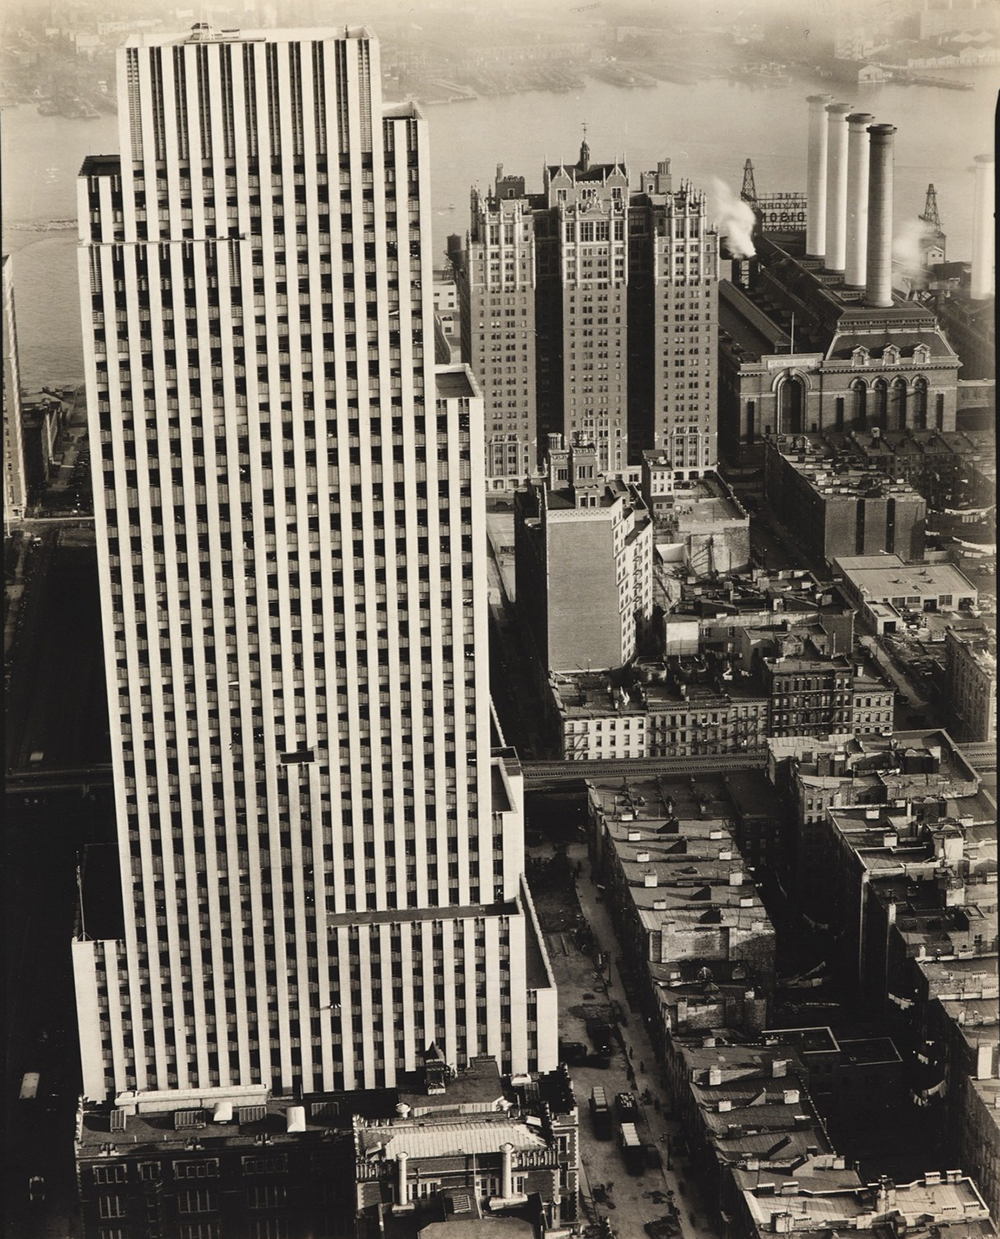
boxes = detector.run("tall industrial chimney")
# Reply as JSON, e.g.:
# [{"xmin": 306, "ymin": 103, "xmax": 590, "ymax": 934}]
[
  {"xmin": 845, "ymin": 112, "xmax": 874, "ymax": 288},
  {"xmin": 970, "ymin": 152, "xmax": 995, "ymax": 301},
  {"xmin": 824, "ymin": 103, "xmax": 853, "ymax": 272},
  {"xmin": 866, "ymin": 124, "xmax": 897, "ymax": 309},
  {"xmin": 806, "ymin": 95, "xmax": 833, "ymax": 259}
]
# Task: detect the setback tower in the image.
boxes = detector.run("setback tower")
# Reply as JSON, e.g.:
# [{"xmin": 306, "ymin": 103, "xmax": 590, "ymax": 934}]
[{"xmin": 74, "ymin": 24, "xmax": 556, "ymax": 1105}]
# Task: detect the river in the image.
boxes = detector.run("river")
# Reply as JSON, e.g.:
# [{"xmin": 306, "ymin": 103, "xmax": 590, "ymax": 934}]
[{"xmin": 2, "ymin": 67, "xmax": 996, "ymax": 387}]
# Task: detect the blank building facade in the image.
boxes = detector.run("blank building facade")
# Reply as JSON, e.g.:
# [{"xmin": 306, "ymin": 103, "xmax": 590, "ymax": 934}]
[
  {"xmin": 514, "ymin": 438, "xmax": 653, "ymax": 674},
  {"xmin": 73, "ymin": 25, "xmax": 555, "ymax": 1108}
]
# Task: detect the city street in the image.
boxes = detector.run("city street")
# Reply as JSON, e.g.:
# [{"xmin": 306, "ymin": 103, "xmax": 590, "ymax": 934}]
[
  {"xmin": 527, "ymin": 832, "xmax": 719, "ymax": 1239},
  {"xmin": 4, "ymin": 802, "xmax": 86, "ymax": 1238},
  {"xmin": 858, "ymin": 635, "xmax": 935, "ymax": 728},
  {"xmin": 4, "ymin": 535, "xmax": 109, "ymax": 775}
]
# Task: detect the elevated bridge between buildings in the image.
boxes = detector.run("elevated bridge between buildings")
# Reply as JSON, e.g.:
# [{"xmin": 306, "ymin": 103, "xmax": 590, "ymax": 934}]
[
  {"xmin": 6, "ymin": 765, "xmax": 113, "ymax": 798},
  {"xmin": 7, "ymin": 744, "xmax": 988, "ymax": 799},
  {"xmin": 520, "ymin": 749, "xmax": 769, "ymax": 788}
]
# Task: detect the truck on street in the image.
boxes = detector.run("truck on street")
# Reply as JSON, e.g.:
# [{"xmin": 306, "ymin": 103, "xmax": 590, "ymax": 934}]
[
  {"xmin": 619, "ymin": 1121, "xmax": 644, "ymax": 1175},
  {"xmin": 590, "ymin": 1085, "xmax": 612, "ymax": 1139}
]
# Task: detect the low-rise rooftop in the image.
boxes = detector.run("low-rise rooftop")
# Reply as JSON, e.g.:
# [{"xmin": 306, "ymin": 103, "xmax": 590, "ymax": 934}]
[
  {"xmin": 435, "ymin": 364, "xmax": 479, "ymax": 400},
  {"xmin": 834, "ymin": 555, "xmax": 978, "ymax": 605},
  {"xmin": 740, "ymin": 1172, "xmax": 993, "ymax": 1236},
  {"xmin": 356, "ymin": 1116, "xmax": 549, "ymax": 1160}
]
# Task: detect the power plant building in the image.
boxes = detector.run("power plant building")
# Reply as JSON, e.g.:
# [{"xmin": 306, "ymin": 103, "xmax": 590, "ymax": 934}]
[{"xmin": 718, "ymin": 105, "xmax": 962, "ymax": 469}]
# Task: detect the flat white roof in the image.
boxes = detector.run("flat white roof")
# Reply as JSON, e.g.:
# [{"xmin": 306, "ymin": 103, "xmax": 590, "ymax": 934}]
[
  {"xmin": 834, "ymin": 556, "xmax": 977, "ymax": 601},
  {"xmin": 127, "ymin": 25, "xmax": 373, "ymax": 47}
]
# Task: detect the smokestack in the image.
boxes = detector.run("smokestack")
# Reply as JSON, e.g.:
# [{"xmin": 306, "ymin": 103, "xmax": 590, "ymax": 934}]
[
  {"xmin": 397, "ymin": 1151, "xmax": 409, "ymax": 1206},
  {"xmin": 970, "ymin": 153, "xmax": 995, "ymax": 301},
  {"xmin": 845, "ymin": 112, "xmax": 874, "ymax": 288},
  {"xmin": 824, "ymin": 103, "xmax": 853, "ymax": 272},
  {"xmin": 501, "ymin": 1143, "xmax": 515, "ymax": 1198},
  {"xmin": 806, "ymin": 95, "xmax": 833, "ymax": 259},
  {"xmin": 866, "ymin": 124, "xmax": 897, "ymax": 308}
]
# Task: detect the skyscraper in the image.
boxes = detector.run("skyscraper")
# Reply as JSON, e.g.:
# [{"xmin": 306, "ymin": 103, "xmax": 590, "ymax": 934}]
[
  {"xmin": 627, "ymin": 166, "xmax": 719, "ymax": 477},
  {"xmin": 457, "ymin": 144, "xmax": 719, "ymax": 487},
  {"xmin": 73, "ymin": 24, "xmax": 556, "ymax": 1105},
  {"xmin": 461, "ymin": 168, "xmax": 539, "ymax": 491},
  {"xmin": 3, "ymin": 253, "xmax": 28, "ymax": 529}
]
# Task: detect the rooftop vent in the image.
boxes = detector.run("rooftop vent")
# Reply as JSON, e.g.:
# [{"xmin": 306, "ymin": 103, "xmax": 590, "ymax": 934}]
[{"xmin": 174, "ymin": 1109, "xmax": 206, "ymax": 1131}]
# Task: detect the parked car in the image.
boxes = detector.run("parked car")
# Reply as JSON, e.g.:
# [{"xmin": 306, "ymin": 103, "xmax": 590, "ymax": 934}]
[
  {"xmin": 558, "ymin": 1040, "xmax": 589, "ymax": 1066},
  {"xmin": 587, "ymin": 1021, "xmax": 615, "ymax": 1058}
]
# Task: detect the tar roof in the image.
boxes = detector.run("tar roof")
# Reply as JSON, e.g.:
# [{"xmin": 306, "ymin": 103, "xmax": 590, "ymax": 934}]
[
  {"xmin": 719, "ymin": 280, "xmax": 794, "ymax": 360},
  {"xmin": 435, "ymin": 366, "xmax": 478, "ymax": 400}
]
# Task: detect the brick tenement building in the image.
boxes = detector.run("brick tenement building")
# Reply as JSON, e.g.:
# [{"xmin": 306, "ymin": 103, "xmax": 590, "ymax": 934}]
[
  {"xmin": 514, "ymin": 439, "xmax": 653, "ymax": 673},
  {"xmin": 717, "ymin": 233, "xmax": 960, "ymax": 469},
  {"xmin": 734, "ymin": 1172, "xmax": 994, "ymax": 1239},
  {"xmin": 456, "ymin": 144, "xmax": 719, "ymax": 488},
  {"xmin": 757, "ymin": 645, "xmax": 854, "ymax": 737},
  {"xmin": 851, "ymin": 673, "xmax": 894, "ymax": 734},
  {"xmin": 75, "ymin": 1088, "xmax": 354, "ymax": 1239},
  {"xmin": 765, "ymin": 727, "xmax": 982, "ymax": 925},
  {"xmin": 586, "ymin": 775, "xmax": 775, "ymax": 1053},
  {"xmin": 548, "ymin": 664, "xmax": 769, "ymax": 761},
  {"xmin": 943, "ymin": 624, "xmax": 997, "ymax": 743},
  {"xmin": 813, "ymin": 800, "xmax": 998, "ymax": 1221},
  {"xmin": 764, "ymin": 433, "xmax": 927, "ymax": 564}
]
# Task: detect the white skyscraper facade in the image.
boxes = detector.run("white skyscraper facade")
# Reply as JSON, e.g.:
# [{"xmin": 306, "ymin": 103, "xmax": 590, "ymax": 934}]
[
  {"xmin": 3, "ymin": 253, "xmax": 28, "ymax": 529},
  {"xmin": 74, "ymin": 25, "xmax": 556, "ymax": 1105}
]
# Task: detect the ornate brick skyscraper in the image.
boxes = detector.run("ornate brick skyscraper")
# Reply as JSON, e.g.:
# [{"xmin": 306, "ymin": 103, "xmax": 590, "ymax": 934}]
[
  {"xmin": 461, "ymin": 168, "xmax": 539, "ymax": 491},
  {"xmin": 458, "ymin": 145, "xmax": 720, "ymax": 488},
  {"xmin": 74, "ymin": 24, "xmax": 556, "ymax": 1105}
]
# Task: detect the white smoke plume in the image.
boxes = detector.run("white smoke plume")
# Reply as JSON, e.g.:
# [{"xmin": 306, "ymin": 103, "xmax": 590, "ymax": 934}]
[
  {"xmin": 711, "ymin": 177, "xmax": 757, "ymax": 259},
  {"xmin": 893, "ymin": 216, "xmax": 935, "ymax": 275}
]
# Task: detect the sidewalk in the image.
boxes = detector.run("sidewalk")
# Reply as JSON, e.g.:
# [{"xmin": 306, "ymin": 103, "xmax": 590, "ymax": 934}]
[{"xmin": 549, "ymin": 841, "xmax": 719, "ymax": 1239}]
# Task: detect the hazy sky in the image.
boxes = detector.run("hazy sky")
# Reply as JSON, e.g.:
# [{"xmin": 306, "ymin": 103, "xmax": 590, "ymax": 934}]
[{"xmin": 0, "ymin": 0, "xmax": 915, "ymax": 35}]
